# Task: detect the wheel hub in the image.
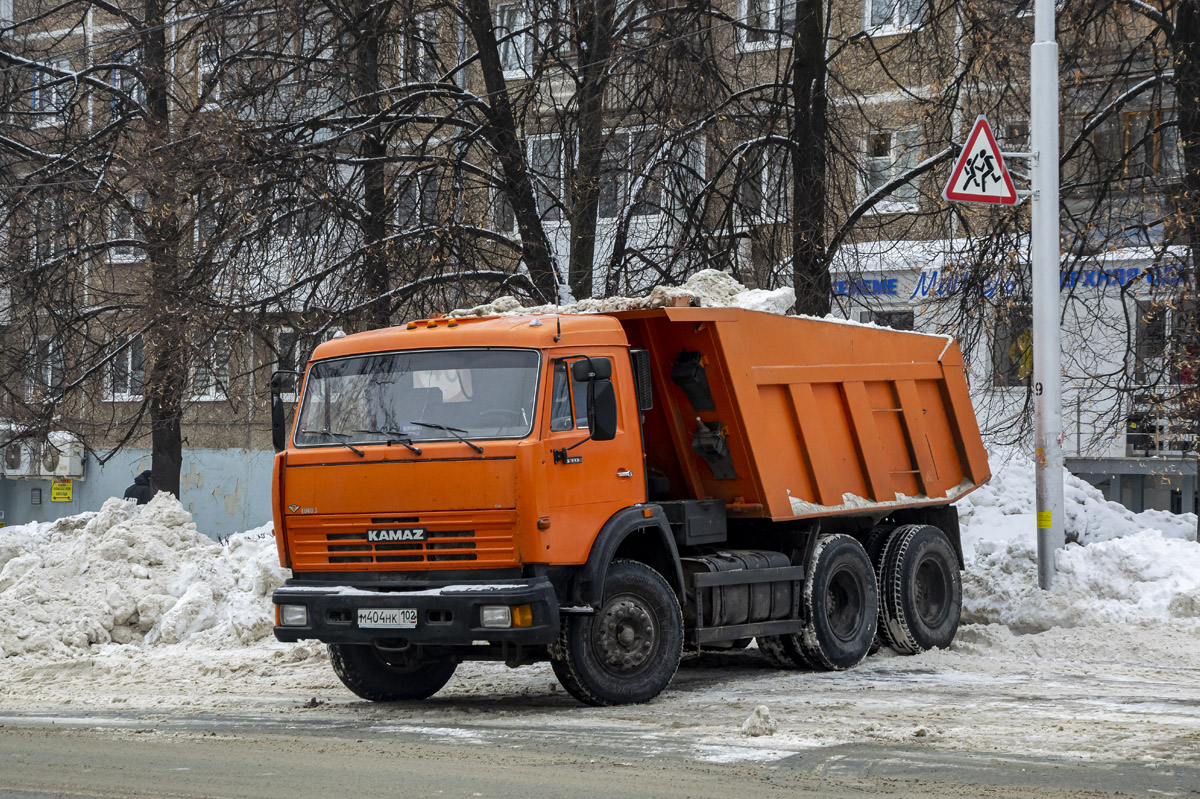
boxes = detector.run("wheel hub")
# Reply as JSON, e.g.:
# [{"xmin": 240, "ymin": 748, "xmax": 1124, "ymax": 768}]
[
  {"xmin": 826, "ymin": 566, "xmax": 864, "ymax": 642},
  {"xmin": 915, "ymin": 557, "xmax": 949, "ymax": 626},
  {"xmin": 595, "ymin": 597, "xmax": 656, "ymax": 671}
]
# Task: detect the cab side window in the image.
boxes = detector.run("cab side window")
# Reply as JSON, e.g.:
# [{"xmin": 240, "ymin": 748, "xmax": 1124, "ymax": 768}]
[
  {"xmin": 550, "ymin": 361, "xmax": 573, "ymax": 431},
  {"xmin": 550, "ymin": 357, "xmax": 612, "ymax": 432}
]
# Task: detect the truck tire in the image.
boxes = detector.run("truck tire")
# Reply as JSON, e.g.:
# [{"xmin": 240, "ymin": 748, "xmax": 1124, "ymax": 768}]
[
  {"xmin": 863, "ymin": 523, "xmax": 896, "ymax": 574},
  {"xmin": 877, "ymin": 524, "xmax": 961, "ymax": 654},
  {"xmin": 759, "ymin": 535, "xmax": 878, "ymax": 671},
  {"xmin": 862, "ymin": 523, "xmax": 895, "ymax": 655},
  {"xmin": 328, "ymin": 643, "xmax": 457, "ymax": 702},
  {"xmin": 550, "ymin": 559, "xmax": 683, "ymax": 706}
]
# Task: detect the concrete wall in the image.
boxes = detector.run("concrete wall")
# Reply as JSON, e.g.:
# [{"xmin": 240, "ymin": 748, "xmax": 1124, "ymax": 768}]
[{"xmin": 0, "ymin": 448, "xmax": 274, "ymax": 538}]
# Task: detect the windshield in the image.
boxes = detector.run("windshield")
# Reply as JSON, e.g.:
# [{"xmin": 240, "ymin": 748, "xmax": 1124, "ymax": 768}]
[{"xmin": 294, "ymin": 348, "xmax": 539, "ymax": 447}]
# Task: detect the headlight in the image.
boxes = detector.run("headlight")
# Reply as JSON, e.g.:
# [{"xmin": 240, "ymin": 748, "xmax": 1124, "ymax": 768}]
[
  {"xmin": 279, "ymin": 604, "xmax": 308, "ymax": 626},
  {"xmin": 480, "ymin": 605, "xmax": 512, "ymax": 628}
]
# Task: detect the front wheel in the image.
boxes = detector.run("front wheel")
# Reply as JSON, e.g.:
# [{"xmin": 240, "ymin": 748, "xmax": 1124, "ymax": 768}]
[
  {"xmin": 328, "ymin": 643, "xmax": 457, "ymax": 701},
  {"xmin": 550, "ymin": 559, "xmax": 683, "ymax": 706}
]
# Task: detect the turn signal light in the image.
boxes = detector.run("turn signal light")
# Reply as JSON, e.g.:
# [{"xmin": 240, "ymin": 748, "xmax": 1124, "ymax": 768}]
[{"xmin": 511, "ymin": 604, "xmax": 533, "ymax": 628}]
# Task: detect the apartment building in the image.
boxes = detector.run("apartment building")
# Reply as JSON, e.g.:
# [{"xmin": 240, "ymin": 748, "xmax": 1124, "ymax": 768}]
[{"xmin": 1, "ymin": 0, "xmax": 1191, "ymax": 531}]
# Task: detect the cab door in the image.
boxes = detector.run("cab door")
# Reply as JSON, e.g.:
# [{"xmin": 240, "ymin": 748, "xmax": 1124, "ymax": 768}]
[{"xmin": 540, "ymin": 351, "xmax": 644, "ymax": 564}]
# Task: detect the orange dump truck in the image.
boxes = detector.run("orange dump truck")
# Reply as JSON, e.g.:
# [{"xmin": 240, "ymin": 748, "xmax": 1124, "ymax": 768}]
[{"xmin": 269, "ymin": 307, "xmax": 990, "ymax": 706}]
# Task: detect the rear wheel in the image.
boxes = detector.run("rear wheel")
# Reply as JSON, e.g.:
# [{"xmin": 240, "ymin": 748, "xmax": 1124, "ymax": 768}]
[
  {"xmin": 550, "ymin": 559, "xmax": 683, "ymax": 706},
  {"xmin": 329, "ymin": 643, "xmax": 457, "ymax": 701},
  {"xmin": 759, "ymin": 535, "xmax": 878, "ymax": 671},
  {"xmin": 877, "ymin": 524, "xmax": 962, "ymax": 654},
  {"xmin": 862, "ymin": 523, "xmax": 896, "ymax": 654}
]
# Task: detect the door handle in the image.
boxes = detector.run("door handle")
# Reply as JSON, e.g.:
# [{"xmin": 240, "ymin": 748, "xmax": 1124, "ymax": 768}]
[{"xmin": 617, "ymin": 469, "xmax": 633, "ymax": 478}]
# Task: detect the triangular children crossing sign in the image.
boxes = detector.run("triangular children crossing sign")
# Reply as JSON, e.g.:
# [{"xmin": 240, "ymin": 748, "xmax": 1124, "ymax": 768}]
[{"xmin": 943, "ymin": 116, "xmax": 1017, "ymax": 205}]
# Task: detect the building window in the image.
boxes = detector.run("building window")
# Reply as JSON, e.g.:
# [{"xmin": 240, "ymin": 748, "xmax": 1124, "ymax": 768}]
[
  {"xmin": 192, "ymin": 332, "xmax": 231, "ymax": 400},
  {"xmin": 858, "ymin": 309, "xmax": 915, "ymax": 330},
  {"xmin": 275, "ymin": 327, "xmax": 313, "ymax": 400},
  {"xmin": 397, "ymin": 171, "xmax": 440, "ymax": 229},
  {"xmin": 31, "ymin": 58, "xmax": 72, "ymax": 125},
  {"xmin": 110, "ymin": 336, "xmax": 145, "ymax": 400},
  {"xmin": 529, "ymin": 134, "xmax": 566, "ymax": 223},
  {"xmin": 992, "ymin": 304, "xmax": 1032, "ymax": 387},
  {"xmin": 863, "ymin": 129, "xmax": 920, "ymax": 212},
  {"xmin": 110, "ymin": 192, "xmax": 148, "ymax": 261},
  {"xmin": 1134, "ymin": 300, "xmax": 1167, "ymax": 385},
  {"xmin": 34, "ymin": 196, "xmax": 68, "ymax": 263},
  {"xmin": 399, "ymin": 11, "xmax": 441, "ymax": 83},
  {"xmin": 864, "ymin": 0, "xmax": 923, "ymax": 33},
  {"xmin": 495, "ymin": 4, "xmax": 532, "ymax": 77},
  {"xmin": 1131, "ymin": 298, "xmax": 1200, "ymax": 385},
  {"xmin": 740, "ymin": 0, "xmax": 795, "ymax": 48},
  {"xmin": 110, "ymin": 49, "xmax": 145, "ymax": 121},
  {"xmin": 599, "ymin": 129, "xmax": 661, "ymax": 219},
  {"xmin": 28, "ymin": 336, "xmax": 64, "ymax": 399},
  {"xmin": 737, "ymin": 143, "xmax": 791, "ymax": 223},
  {"xmin": 1124, "ymin": 110, "xmax": 1180, "ymax": 178},
  {"xmin": 617, "ymin": 0, "xmax": 653, "ymax": 44},
  {"xmin": 1002, "ymin": 120, "xmax": 1030, "ymax": 151},
  {"xmin": 492, "ymin": 174, "xmax": 515, "ymax": 232},
  {"xmin": 198, "ymin": 42, "xmax": 221, "ymax": 103}
]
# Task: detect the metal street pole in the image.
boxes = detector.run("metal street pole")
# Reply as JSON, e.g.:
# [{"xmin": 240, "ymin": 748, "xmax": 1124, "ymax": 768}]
[{"xmin": 1031, "ymin": 0, "xmax": 1064, "ymax": 589}]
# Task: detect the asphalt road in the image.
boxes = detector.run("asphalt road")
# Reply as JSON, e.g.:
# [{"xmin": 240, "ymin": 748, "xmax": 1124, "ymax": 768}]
[{"xmin": 0, "ymin": 710, "xmax": 1196, "ymax": 799}]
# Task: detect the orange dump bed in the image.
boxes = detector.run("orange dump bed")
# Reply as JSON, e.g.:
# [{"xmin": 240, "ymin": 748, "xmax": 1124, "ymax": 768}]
[{"xmin": 614, "ymin": 307, "xmax": 990, "ymax": 520}]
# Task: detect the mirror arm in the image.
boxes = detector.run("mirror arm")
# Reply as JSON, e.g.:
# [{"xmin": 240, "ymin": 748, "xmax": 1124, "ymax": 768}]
[{"xmin": 566, "ymin": 433, "xmax": 593, "ymax": 452}]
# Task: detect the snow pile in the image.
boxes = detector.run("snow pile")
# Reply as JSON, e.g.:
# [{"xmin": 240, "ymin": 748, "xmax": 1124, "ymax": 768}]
[
  {"xmin": 957, "ymin": 447, "xmax": 1200, "ymax": 632},
  {"xmin": 956, "ymin": 447, "xmax": 1197, "ymax": 548},
  {"xmin": 450, "ymin": 269, "xmax": 796, "ymax": 317},
  {"xmin": 962, "ymin": 532, "xmax": 1200, "ymax": 632},
  {"xmin": 740, "ymin": 705, "xmax": 777, "ymax": 737},
  {"xmin": 0, "ymin": 494, "xmax": 285, "ymax": 659}
]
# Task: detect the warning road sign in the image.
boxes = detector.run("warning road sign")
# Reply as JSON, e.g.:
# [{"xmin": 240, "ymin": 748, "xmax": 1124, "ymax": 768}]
[{"xmin": 943, "ymin": 116, "xmax": 1017, "ymax": 205}]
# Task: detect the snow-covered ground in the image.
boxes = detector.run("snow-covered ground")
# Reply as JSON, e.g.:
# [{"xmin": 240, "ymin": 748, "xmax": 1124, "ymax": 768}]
[{"xmin": 1, "ymin": 447, "xmax": 1198, "ymax": 766}]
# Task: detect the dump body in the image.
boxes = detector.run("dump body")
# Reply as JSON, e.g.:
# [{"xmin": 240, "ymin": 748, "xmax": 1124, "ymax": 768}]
[{"xmin": 614, "ymin": 307, "xmax": 990, "ymax": 519}]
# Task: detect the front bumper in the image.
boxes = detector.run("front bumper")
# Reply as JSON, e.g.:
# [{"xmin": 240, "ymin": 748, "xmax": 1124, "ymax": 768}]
[{"xmin": 272, "ymin": 577, "xmax": 560, "ymax": 645}]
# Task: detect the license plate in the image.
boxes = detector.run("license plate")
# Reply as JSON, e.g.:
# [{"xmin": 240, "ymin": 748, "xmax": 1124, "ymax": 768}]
[{"xmin": 357, "ymin": 608, "xmax": 418, "ymax": 629}]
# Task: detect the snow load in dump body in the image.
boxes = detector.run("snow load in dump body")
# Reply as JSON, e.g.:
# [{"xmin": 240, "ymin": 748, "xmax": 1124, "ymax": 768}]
[{"xmin": 612, "ymin": 307, "xmax": 991, "ymax": 520}]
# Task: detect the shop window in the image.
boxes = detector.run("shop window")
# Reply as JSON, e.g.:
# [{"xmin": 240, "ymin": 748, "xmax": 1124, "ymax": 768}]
[{"xmin": 993, "ymin": 304, "xmax": 1032, "ymax": 387}]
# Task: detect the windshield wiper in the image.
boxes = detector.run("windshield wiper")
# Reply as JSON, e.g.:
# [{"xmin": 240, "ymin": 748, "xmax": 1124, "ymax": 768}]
[
  {"xmin": 352, "ymin": 428, "xmax": 423, "ymax": 455},
  {"xmin": 408, "ymin": 421, "xmax": 484, "ymax": 454},
  {"xmin": 300, "ymin": 427, "xmax": 365, "ymax": 457}
]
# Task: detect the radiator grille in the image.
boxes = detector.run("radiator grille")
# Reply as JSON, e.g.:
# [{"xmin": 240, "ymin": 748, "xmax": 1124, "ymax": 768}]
[{"xmin": 287, "ymin": 512, "xmax": 518, "ymax": 571}]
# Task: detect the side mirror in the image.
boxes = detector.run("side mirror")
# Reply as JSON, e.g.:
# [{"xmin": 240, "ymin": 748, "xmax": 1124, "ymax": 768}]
[
  {"xmin": 572, "ymin": 357, "xmax": 612, "ymax": 381},
  {"xmin": 588, "ymin": 379, "xmax": 618, "ymax": 441},
  {"xmin": 270, "ymin": 370, "xmax": 297, "ymax": 453}
]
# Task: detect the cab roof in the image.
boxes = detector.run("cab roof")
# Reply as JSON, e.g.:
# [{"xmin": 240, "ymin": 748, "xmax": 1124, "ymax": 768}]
[{"xmin": 309, "ymin": 314, "xmax": 631, "ymax": 362}]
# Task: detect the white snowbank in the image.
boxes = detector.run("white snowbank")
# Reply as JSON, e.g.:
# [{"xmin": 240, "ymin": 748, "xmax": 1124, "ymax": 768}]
[
  {"xmin": 957, "ymin": 447, "xmax": 1200, "ymax": 633},
  {"xmin": 957, "ymin": 447, "xmax": 1197, "ymax": 551},
  {"xmin": 450, "ymin": 269, "xmax": 796, "ymax": 317},
  {"xmin": 962, "ymin": 531, "xmax": 1200, "ymax": 632},
  {"xmin": 0, "ymin": 493, "xmax": 286, "ymax": 659}
]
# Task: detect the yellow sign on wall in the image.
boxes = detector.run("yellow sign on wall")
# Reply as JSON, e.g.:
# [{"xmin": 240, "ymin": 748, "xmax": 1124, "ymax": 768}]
[{"xmin": 51, "ymin": 478, "xmax": 73, "ymax": 502}]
